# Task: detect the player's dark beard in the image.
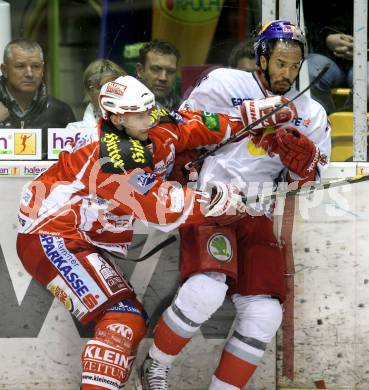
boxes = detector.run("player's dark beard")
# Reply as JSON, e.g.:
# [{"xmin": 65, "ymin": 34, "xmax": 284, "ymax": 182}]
[
  {"xmin": 261, "ymin": 64, "xmax": 272, "ymax": 93},
  {"xmin": 263, "ymin": 63, "xmax": 293, "ymax": 95},
  {"xmin": 271, "ymin": 78, "xmax": 292, "ymax": 95}
]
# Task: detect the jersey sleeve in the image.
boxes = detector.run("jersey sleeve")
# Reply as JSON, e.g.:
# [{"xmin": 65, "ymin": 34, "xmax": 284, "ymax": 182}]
[
  {"xmin": 180, "ymin": 68, "xmax": 252, "ymax": 114},
  {"xmin": 163, "ymin": 110, "xmax": 243, "ymax": 153},
  {"xmin": 94, "ymin": 166, "xmax": 207, "ymax": 231},
  {"xmin": 180, "ymin": 69, "xmax": 232, "ymax": 113}
]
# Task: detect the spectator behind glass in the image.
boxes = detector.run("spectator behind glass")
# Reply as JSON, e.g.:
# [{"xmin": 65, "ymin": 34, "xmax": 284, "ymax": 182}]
[
  {"xmin": 0, "ymin": 38, "xmax": 76, "ymax": 155},
  {"xmin": 66, "ymin": 58, "xmax": 127, "ymax": 131},
  {"xmin": 304, "ymin": 0, "xmax": 367, "ymax": 113},
  {"xmin": 228, "ymin": 40, "xmax": 257, "ymax": 72},
  {"xmin": 136, "ymin": 39, "xmax": 181, "ymax": 110}
]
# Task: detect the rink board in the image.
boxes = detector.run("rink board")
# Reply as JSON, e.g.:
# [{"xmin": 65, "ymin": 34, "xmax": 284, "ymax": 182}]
[{"xmin": 0, "ymin": 162, "xmax": 368, "ymax": 389}]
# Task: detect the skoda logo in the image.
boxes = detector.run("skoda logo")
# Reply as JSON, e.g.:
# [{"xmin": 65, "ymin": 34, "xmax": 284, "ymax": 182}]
[{"xmin": 207, "ymin": 233, "xmax": 232, "ymax": 262}]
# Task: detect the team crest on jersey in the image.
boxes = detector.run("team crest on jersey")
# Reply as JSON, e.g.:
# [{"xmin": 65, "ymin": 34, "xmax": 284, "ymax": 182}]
[
  {"xmin": 207, "ymin": 233, "xmax": 232, "ymax": 262},
  {"xmin": 202, "ymin": 112, "xmax": 220, "ymax": 131}
]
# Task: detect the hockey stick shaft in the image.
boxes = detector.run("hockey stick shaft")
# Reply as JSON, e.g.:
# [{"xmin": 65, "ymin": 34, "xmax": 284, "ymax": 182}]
[
  {"xmin": 104, "ymin": 235, "xmax": 177, "ymax": 263},
  {"xmin": 184, "ymin": 64, "xmax": 330, "ymax": 171},
  {"xmin": 107, "ymin": 172, "xmax": 367, "ymax": 260},
  {"xmin": 241, "ymin": 172, "xmax": 369, "ymax": 205}
]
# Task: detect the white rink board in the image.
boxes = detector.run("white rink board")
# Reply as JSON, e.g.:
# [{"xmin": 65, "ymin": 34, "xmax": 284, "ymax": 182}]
[
  {"xmin": 1, "ymin": 163, "xmax": 369, "ymax": 389},
  {"xmin": 0, "ymin": 176, "xmax": 275, "ymax": 390},
  {"xmin": 277, "ymin": 178, "xmax": 369, "ymax": 389}
]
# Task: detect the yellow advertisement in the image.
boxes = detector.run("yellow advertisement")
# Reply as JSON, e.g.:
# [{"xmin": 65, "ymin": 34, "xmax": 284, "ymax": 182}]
[
  {"xmin": 14, "ymin": 132, "xmax": 36, "ymax": 155},
  {"xmin": 152, "ymin": 0, "xmax": 224, "ymax": 65},
  {"xmin": 11, "ymin": 167, "xmax": 20, "ymax": 176}
]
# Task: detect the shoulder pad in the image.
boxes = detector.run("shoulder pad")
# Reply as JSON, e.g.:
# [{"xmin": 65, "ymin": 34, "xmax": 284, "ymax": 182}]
[{"xmin": 100, "ymin": 121, "xmax": 153, "ymax": 173}]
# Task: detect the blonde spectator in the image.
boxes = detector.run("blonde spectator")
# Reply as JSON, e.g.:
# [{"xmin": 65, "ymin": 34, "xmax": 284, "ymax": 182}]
[{"xmin": 67, "ymin": 58, "xmax": 127, "ymax": 129}]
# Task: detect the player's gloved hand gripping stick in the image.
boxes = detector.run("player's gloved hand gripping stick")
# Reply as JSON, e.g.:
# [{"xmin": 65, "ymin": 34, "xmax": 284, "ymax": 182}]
[
  {"xmin": 184, "ymin": 64, "xmax": 330, "ymax": 172},
  {"xmin": 115, "ymin": 66, "xmax": 331, "ymax": 262}
]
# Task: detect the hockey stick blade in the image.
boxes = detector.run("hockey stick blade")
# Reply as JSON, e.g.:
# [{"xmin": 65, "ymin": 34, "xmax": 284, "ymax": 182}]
[
  {"xmin": 184, "ymin": 64, "xmax": 330, "ymax": 171},
  {"xmin": 241, "ymin": 172, "xmax": 369, "ymax": 205}
]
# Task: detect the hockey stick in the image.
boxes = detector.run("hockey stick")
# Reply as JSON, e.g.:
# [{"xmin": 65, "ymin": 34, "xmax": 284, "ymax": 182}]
[
  {"xmin": 103, "ymin": 234, "xmax": 177, "ymax": 263},
  {"xmin": 184, "ymin": 64, "xmax": 330, "ymax": 171},
  {"xmin": 240, "ymin": 172, "xmax": 369, "ymax": 205},
  {"xmin": 106, "ymin": 172, "xmax": 366, "ymax": 262}
]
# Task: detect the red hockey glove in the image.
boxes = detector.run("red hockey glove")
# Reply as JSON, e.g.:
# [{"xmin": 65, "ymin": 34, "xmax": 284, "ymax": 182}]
[
  {"xmin": 202, "ymin": 181, "xmax": 248, "ymax": 225},
  {"xmin": 169, "ymin": 150, "xmax": 200, "ymax": 185},
  {"xmin": 239, "ymin": 96, "xmax": 297, "ymax": 132},
  {"xmin": 276, "ymin": 126, "xmax": 320, "ymax": 180}
]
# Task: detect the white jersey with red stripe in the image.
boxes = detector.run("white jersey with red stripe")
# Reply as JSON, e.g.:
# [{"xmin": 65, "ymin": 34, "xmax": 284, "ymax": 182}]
[
  {"xmin": 17, "ymin": 112, "xmax": 243, "ymax": 254},
  {"xmin": 181, "ymin": 68, "xmax": 331, "ymax": 209}
]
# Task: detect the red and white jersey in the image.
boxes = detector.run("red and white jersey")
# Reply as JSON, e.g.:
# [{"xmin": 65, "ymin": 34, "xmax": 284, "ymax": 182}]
[
  {"xmin": 18, "ymin": 111, "xmax": 243, "ymax": 254},
  {"xmin": 181, "ymin": 68, "xmax": 331, "ymax": 210}
]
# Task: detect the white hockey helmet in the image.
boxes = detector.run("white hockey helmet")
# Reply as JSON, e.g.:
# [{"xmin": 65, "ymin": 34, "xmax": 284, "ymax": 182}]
[{"xmin": 99, "ymin": 75, "xmax": 160, "ymax": 130}]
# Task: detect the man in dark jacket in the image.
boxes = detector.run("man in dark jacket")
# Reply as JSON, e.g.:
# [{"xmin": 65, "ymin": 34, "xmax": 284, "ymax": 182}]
[{"xmin": 0, "ymin": 38, "xmax": 76, "ymax": 157}]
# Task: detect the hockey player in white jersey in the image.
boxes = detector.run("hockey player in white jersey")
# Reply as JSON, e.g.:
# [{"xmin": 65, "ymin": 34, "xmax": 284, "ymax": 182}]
[{"xmin": 139, "ymin": 20, "xmax": 331, "ymax": 390}]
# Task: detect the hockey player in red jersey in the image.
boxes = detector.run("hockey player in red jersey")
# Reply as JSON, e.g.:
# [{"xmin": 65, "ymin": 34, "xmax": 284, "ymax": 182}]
[
  {"xmin": 139, "ymin": 21, "xmax": 331, "ymax": 390},
  {"xmin": 15, "ymin": 75, "xmax": 298, "ymax": 389}
]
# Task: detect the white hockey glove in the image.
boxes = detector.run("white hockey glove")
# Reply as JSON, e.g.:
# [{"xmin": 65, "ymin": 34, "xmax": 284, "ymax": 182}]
[
  {"xmin": 202, "ymin": 181, "xmax": 248, "ymax": 225},
  {"xmin": 239, "ymin": 96, "xmax": 297, "ymax": 132}
]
